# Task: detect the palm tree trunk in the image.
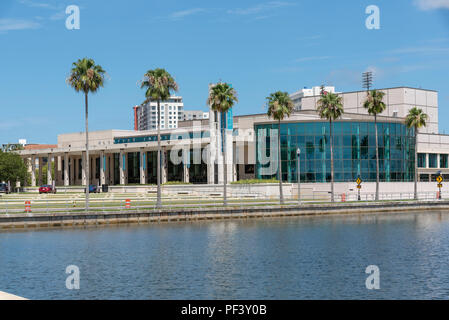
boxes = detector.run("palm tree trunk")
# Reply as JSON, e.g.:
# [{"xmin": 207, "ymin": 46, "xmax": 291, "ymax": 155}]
[
  {"xmin": 156, "ymin": 99, "xmax": 162, "ymax": 208},
  {"xmin": 278, "ymin": 119, "xmax": 284, "ymax": 205},
  {"xmin": 414, "ymin": 129, "xmax": 418, "ymax": 200},
  {"xmin": 330, "ymin": 119, "xmax": 334, "ymax": 202},
  {"xmin": 222, "ymin": 111, "xmax": 227, "ymax": 206},
  {"xmin": 85, "ymin": 92, "xmax": 89, "ymax": 213},
  {"xmin": 375, "ymin": 114, "xmax": 380, "ymax": 201}
]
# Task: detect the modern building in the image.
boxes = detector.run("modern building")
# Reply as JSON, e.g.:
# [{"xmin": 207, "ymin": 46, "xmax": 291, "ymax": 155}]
[
  {"xmin": 290, "ymin": 86, "xmax": 336, "ymax": 111},
  {"xmin": 133, "ymin": 96, "xmax": 184, "ymax": 131},
  {"xmin": 181, "ymin": 110, "xmax": 209, "ymax": 121},
  {"xmin": 17, "ymin": 86, "xmax": 449, "ymax": 192}
]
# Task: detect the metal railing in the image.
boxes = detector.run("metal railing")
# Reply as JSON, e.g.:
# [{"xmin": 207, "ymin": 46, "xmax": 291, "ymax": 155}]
[{"xmin": 1, "ymin": 190, "xmax": 447, "ymax": 215}]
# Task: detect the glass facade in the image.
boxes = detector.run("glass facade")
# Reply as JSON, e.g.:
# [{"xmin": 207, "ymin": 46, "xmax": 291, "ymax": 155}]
[{"xmin": 255, "ymin": 121, "xmax": 415, "ymax": 183}]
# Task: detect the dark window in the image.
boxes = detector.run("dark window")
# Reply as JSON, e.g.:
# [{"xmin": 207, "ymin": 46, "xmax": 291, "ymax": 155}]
[
  {"xmin": 429, "ymin": 153, "xmax": 438, "ymax": 168},
  {"xmin": 418, "ymin": 153, "xmax": 426, "ymax": 168},
  {"xmin": 245, "ymin": 165, "xmax": 255, "ymax": 174},
  {"xmin": 440, "ymin": 154, "xmax": 448, "ymax": 168}
]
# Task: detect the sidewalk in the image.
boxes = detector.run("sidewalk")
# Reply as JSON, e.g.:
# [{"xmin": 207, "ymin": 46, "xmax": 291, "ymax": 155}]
[{"xmin": 0, "ymin": 291, "xmax": 27, "ymax": 300}]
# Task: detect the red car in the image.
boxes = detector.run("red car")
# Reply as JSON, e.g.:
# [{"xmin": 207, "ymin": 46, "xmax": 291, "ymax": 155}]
[{"xmin": 39, "ymin": 185, "xmax": 56, "ymax": 194}]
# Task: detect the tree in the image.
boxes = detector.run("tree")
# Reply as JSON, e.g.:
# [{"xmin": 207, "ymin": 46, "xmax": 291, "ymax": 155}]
[
  {"xmin": 0, "ymin": 150, "xmax": 28, "ymax": 186},
  {"xmin": 266, "ymin": 91, "xmax": 294, "ymax": 205},
  {"xmin": 207, "ymin": 82, "xmax": 238, "ymax": 206},
  {"xmin": 405, "ymin": 107, "xmax": 428, "ymax": 200},
  {"xmin": 67, "ymin": 58, "xmax": 106, "ymax": 212},
  {"xmin": 141, "ymin": 68, "xmax": 178, "ymax": 208},
  {"xmin": 363, "ymin": 90, "xmax": 386, "ymax": 201},
  {"xmin": 317, "ymin": 90, "xmax": 344, "ymax": 202}
]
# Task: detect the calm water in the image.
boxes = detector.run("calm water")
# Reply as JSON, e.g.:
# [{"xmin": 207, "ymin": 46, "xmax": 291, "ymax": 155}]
[{"xmin": 1, "ymin": 211, "xmax": 449, "ymax": 299}]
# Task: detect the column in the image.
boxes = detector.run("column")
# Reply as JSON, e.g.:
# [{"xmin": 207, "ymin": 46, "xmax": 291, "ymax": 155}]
[
  {"xmin": 82, "ymin": 152, "xmax": 87, "ymax": 186},
  {"xmin": 208, "ymin": 109, "xmax": 216, "ymax": 185},
  {"xmin": 119, "ymin": 150, "xmax": 125, "ymax": 185},
  {"xmin": 64, "ymin": 153, "xmax": 69, "ymax": 186},
  {"xmin": 31, "ymin": 156, "xmax": 36, "ymax": 187},
  {"xmin": 140, "ymin": 149, "xmax": 146, "ymax": 184},
  {"xmin": 183, "ymin": 164, "xmax": 189, "ymax": 183},
  {"xmin": 100, "ymin": 151, "xmax": 106, "ymax": 186},
  {"xmin": 225, "ymin": 128, "xmax": 234, "ymax": 183},
  {"xmin": 47, "ymin": 155, "xmax": 53, "ymax": 186},
  {"xmin": 162, "ymin": 149, "xmax": 168, "ymax": 184},
  {"xmin": 217, "ymin": 112, "xmax": 224, "ymax": 184},
  {"xmin": 38, "ymin": 157, "xmax": 43, "ymax": 186}
]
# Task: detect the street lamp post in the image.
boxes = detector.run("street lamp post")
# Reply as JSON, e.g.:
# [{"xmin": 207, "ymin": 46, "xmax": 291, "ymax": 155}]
[{"xmin": 297, "ymin": 148, "xmax": 301, "ymax": 205}]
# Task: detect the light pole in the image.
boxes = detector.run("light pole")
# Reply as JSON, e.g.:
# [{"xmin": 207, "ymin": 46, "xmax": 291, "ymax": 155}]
[{"xmin": 297, "ymin": 148, "xmax": 301, "ymax": 205}]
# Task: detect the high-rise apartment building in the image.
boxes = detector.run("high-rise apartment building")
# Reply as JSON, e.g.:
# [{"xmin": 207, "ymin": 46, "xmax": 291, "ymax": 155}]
[{"xmin": 133, "ymin": 96, "xmax": 184, "ymax": 131}]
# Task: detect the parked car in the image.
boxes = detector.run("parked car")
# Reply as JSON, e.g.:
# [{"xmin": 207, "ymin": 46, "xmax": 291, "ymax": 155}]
[
  {"xmin": 39, "ymin": 185, "xmax": 55, "ymax": 194},
  {"xmin": 86, "ymin": 185, "xmax": 99, "ymax": 193},
  {"xmin": 0, "ymin": 183, "xmax": 10, "ymax": 194}
]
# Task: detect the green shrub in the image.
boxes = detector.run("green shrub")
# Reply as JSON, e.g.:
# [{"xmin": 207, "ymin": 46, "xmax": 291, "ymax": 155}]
[
  {"xmin": 163, "ymin": 181, "xmax": 192, "ymax": 185},
  {"xmin": 231, "ymin": 178, "xmax": 279, "ymax": 184}
]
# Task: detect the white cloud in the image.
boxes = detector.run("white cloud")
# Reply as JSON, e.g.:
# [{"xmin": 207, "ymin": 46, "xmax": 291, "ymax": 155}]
[
  {"xmin": 227, "ymin": 1, "xmax": 294, "ymax": 15},
  {"xmin": 414, "ymin": 0, "xmax": 449, "ymax": 10},
  {"xmin": 18, "ymin": 0, "xmax": 57, "ymax": 9},
  {"xmin": 0, "ymin": 18, "xmax": 40, "ymax": 32},
  {"xmin": 49, "ymin": 11, "xmax": 65, "ymax": 21},
  {"xmin": 170, "ymin": 8, "xmax": 205, "ymax": 19}
]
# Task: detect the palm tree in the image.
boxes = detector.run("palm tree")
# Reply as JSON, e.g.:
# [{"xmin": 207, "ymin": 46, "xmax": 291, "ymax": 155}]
[
  {"xmin": 266, "ymin": 91, "xmax": 294, "ymax": 205},
  {"xmin": 405, "ymin": 107, "xmax": 428, "ymax": 200},
  {"xmin": 317, "ymin": 90, "xmax": 344, "ymax": 202},
  {"xmin": 207, "ymin": 82, "xmax": 238, "ymax": 206},
  {"xmin": 363, "ymin": 90, "xmax": 386, "ymax": 201},
  {"xmin": 140, "ymin": 68, "xmax": 178, "ymax": 208},
  {"xmin": 67, "ymin": 58, "xmax": 106, "ymax": 213}
]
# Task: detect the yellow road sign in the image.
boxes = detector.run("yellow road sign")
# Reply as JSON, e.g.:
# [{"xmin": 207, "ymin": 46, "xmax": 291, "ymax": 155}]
[
  {"xmin": 356, "ymin": 177, "xmax": 362, "ymax": 185},
  {"xmin": 438, "ymin": 183, "xmax": 443, "ymax": 188},
  {"xmin": 357, "ymin": 185, "xmax": 362, "ymax": 189},
  {"xmin": 437, "ymin": 175, "xmax": 443, "ymax": 183}
]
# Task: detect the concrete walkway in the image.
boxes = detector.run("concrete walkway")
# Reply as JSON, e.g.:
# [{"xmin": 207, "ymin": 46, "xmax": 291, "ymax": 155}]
[{"xmin": 0, "ymin": 291, "xmax": 27, "ymax": 300}]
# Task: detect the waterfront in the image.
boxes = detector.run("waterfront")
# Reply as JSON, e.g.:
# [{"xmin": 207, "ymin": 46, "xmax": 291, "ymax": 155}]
[{"xmin": 1, "ymin": 211, "xmax": 449, "ymax": 299}]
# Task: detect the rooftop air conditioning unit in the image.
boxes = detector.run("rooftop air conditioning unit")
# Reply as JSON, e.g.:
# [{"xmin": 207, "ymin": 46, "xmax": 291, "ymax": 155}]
[{"xmin": 392, "ymin": 111, "xmax": 398, "ymax": 117}]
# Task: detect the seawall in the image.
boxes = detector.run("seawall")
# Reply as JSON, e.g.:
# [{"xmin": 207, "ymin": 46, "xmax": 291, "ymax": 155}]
[{"xmin": 1, "ymin": 200, "xmax": 449, "ymax": 230}]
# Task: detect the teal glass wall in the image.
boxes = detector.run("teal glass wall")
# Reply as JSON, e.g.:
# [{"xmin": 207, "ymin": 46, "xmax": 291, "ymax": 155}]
[{"xmin": 255, "ymin": 121, "xmax": 415, "ymax": 183}]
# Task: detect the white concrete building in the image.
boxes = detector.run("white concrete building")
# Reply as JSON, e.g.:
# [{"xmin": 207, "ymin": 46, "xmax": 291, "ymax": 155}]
[
  {"xmin": 290, "ymin": 86, "xmax": 336, "ymax": 110},
  {"xmin": 17, "ymin": 86, "xmax": 449, "ymax": 198},
  {"xmin": 134, "ymin": 96, "xmax": 184, "ymax": 131}
]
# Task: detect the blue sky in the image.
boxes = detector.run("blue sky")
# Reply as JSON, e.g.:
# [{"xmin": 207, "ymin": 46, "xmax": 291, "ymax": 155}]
[{"xmin": 1, "ymin": 0, "xmax": 449, "ymax": 143}]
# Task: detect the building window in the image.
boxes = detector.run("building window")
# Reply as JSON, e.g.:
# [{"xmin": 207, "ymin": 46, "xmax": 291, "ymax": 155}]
[
  {"xmin": 418, "ymin": 153, "xmax": 426, "ymax": 168},
  {"xmin": 440, "ymin": 154, "xmax": 448, "ymax": 168},
  {"xmin": 429, "ymin": 153, "xmax": 438, "ymax": 168}
]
